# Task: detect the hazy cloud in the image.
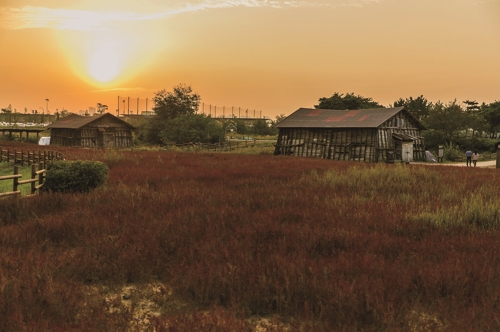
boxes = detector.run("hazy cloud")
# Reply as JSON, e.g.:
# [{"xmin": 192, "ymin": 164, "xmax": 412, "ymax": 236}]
[
  {"xmin": 1, "ymin": 0, "xmax": 383, "ymax": 30},
  {"xmin": 90, "ymin": 87, "xmax": 148, "ymax": 93}
]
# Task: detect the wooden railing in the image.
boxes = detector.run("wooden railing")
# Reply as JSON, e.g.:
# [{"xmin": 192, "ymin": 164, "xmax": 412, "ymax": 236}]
[
  {"xmin": 0, "ymin": 146, "xmax": 64, "ymax": 166},
  {"xmin": 165, "ymin": 140, "xmax": 259, "ymax": 152},
  {"xmin": 0, "ymin": 162, "xmax": 46, "ymax": 198}
]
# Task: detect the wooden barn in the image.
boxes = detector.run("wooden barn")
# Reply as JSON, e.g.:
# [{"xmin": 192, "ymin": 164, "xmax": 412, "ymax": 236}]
[
  {"xmin": 47, "ymin": 113, "xmax": 134, "ymax": 148},
  {"xmin": 274, "ymin": 107, "xmax": 426, "ymax": 163}
]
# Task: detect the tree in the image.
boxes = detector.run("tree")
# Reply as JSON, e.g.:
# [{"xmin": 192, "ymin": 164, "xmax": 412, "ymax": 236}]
[
  {"xmin": 393, "ymin": 95, "xmax": 432, "ymax": 121},
  {"xmin": 1, "ymin": 104, "xmax": 12, "ymax": 113},
  {"xmin": 315, "ymin": 92, "xmax": 384, "ymax": 110},
  {"xmin": 153, "ymin": 84, "xmax": 200, "ymax": 120},
  {"xmin": 251, "ymin": 119, "xmax": 274, "ymax": 136},
  {"xmin": 463, "ymin": 100, "xmax": 480, "ymax": 112},
  {"xmin": 481, "ymin": 101, "xmax": 500, "ymax": 134},
  {"xmin": 234, "ymin": 120, "xmax": 248, "ymax": 136},
  {"xmin": 96, "ymin": 103, "xmax": 108, "ymax": 114},
  {"xmin": 424, "ymin": 100, "xmax": 469, "ymax": 146},
  {"xmin": 272, "ymin": 114, "xmax": 287, "ymax": 126},
  {"xmin": 160, "ymin": 114, "xmax": 222, "ymax": 144},
  {"xmin": 141, "ymin": 85, "xmax": 223, "ymax": 144}
]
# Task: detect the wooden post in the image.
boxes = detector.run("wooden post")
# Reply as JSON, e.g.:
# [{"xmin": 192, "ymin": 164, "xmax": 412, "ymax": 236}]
[
  {"xmin": 31, "ymin": 164, "xmax": 36, "ymax": 194},
  {"xmin": 13, "ymin": 166, "xmax": 18, "ymax": 193},
  {"xmin": 39, "ymin": 162, "xmax": 45, "ymax": 188},
  {"xmin": 496, "ymin": 145, "xmax": 500, "ymax": 169}
]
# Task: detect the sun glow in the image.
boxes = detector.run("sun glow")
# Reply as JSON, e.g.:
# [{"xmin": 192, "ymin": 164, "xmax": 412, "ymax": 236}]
[
  {"xmin": 88, "ymin": 45, "xmax": 122, "ymax": 83},
  {"xmin": 56, "ymin": 20, "xmax": 165, "ymax": 88}
]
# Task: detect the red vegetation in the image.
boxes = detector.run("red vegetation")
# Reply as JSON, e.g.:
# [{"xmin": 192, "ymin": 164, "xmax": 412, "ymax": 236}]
[{"xmin": 1, "ymin": 141, "xmax": 500, "ymax": 330}]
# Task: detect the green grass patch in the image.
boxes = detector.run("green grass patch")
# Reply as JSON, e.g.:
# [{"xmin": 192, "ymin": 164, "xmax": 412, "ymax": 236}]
[{"xmin": 0, "ymin": 162, "xmax": 35, "ymax": 195}]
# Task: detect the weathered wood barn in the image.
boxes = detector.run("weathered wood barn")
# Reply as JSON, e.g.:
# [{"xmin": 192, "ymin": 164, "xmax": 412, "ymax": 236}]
[
  {"xmin": 274, "ymin": 107, "xmax": 426, "ymax": 163},
  {"xmin": 47, "ymin": 113, "xmax": 134, "ymax": 148}
]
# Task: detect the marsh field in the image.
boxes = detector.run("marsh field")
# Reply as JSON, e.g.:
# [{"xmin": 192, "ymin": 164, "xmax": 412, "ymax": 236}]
[{"xmin": 1, "ymin": 142, "xmax": 500, "ymax": 331}]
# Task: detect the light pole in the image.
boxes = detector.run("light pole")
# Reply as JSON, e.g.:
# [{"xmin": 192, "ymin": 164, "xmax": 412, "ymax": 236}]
[{"xmin": 45, "ymin": 99, "xmax": 49, "ymax": 114}]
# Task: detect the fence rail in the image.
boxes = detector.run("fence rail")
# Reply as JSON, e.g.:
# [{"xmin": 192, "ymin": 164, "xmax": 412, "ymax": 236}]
[
  {"xmin": 0, "ymin": 146, "xmax": 64, "ymax": 166},
  {"xmin": 0, "ymin": 163, "xmax": 46, "ymax": 198},
  {"xmin": 164, "ymin": 140, "xmax": 260, "ymax": 152},
  {"xmin": 451, "ymin": 153, "xmax": 496, "ymax": 162}
]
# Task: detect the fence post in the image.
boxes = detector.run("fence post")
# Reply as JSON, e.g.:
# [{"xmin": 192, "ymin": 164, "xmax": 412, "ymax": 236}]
[
  {"xmin": 13, "ymin": 166, "xmax": 19, "ymax": 193},
  {"xmin": 31, "ymin": 164, "xmax": 36, "ymax": 194},
  {"xmin": 39, "ymin": 162, "xmax": 45, "ymax": 189}
]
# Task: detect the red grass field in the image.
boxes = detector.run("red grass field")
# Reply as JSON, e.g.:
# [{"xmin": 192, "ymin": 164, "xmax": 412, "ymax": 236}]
[{"xmin": 1, "ymin": 142, "xmax": 500, "ymax": 331}]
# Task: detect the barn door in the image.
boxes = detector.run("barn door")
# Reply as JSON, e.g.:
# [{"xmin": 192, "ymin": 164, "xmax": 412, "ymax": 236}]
[{"xmin": 401, "ymin": 142, "xmax": 413, "ymax": 162}]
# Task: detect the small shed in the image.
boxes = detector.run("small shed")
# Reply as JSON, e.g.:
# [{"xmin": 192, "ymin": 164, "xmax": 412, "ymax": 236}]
[
  {"xmin": 47, "ymin": 113, "xmax": 134, "ymax": 148},
  {"xmin": 274, "ymin": 107, "xmax": 426, "ymax": 163}
]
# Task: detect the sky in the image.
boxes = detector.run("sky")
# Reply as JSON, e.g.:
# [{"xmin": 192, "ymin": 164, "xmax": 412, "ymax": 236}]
[{"xmin": 1, "ymin": 0, "xmax": 499, "ymax": 119}]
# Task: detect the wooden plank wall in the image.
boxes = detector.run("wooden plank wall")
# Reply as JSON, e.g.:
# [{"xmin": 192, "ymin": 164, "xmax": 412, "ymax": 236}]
[
  {"xmin": 50, "ymin": 129, "xmax": 75, "ymax": 146},
  {"xmin": 275, "ymin": 111, "xmax": 425, "ymax": 163},
  {"xmin": 50, "ymin": 126, "xmax": 132, "ymax": 147},
  {"xmin": 275, "ymin": 128, "xmax": 378, "ymax": 162},
  {"xmin": 378, "ymin": 113, "xmax": 425, "ymax": 161}
]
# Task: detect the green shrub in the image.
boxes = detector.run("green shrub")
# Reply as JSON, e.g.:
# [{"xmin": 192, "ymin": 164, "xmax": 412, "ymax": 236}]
[{"xmin": 43, "ymin": 160, "xmax": 108, "ymax": 193}]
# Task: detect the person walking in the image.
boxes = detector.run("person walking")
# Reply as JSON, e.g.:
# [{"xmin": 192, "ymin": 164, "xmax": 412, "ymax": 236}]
[
  {"xmin": 472, "ymin": 151, "xmax": 479, "ymax": 167},
  {"xmin": 465, "ymin": 149, "xmax": 473, "ymax": 166}
]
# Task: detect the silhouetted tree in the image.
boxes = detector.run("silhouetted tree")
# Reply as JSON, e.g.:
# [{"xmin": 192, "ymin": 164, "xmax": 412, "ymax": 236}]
[
  {"xmin": 315, "ymin": 92, "xmax": 384, "ymax": 110},
  {"xmin": 424, "ymin": 100, "xmax": 469, "ymax": 146},
  {"xmin": 153, "ymin": 84, "xmax": 200, "ymax": 120},
  {"xmin": 393, "ymin": 95, "xmax": 432, "ymax": 121}
]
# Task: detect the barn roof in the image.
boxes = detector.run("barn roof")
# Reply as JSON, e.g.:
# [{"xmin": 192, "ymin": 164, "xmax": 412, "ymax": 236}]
[
  {"xmin": 275, "ymin": 107, "xmax": 426, "ymax": 130},
  {"xmin": 47, "ymin": 113, "xmax": 135, "ymax": 130}
]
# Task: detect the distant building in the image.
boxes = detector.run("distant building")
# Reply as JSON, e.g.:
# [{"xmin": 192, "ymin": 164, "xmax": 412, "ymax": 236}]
[
  {"xmin": 274, "ymin": 107, "xmax": 426, "ymax": 163},
  {"xmin": 47, "ymin": 113, "xmax": 135, "ymax": 148}
]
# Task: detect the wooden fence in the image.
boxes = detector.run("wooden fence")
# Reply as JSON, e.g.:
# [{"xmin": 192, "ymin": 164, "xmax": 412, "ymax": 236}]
[
  {"xmin": 0, "ymin": 146, "xmax": 64, "ymax": 166},
  {"xmin": 0, "ymin": 147, "xmax": 64, "ymax": 198},
  {"xmin": 451, "ymin": 153, "xmax": 496, "ymax": 162},
  {"xmin": 0, "ymin": 163, "xmax": 46, "ymax": 198},
  {"xmin": 165, "ymin": 140, "xmax": 259, "ymax": 152}
]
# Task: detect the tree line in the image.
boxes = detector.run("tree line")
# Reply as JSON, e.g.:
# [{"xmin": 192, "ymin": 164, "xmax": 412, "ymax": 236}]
[
  {"xmin": 316, "ymin": 93, "xmax": 500, "ymax": 158},
  {"xmin": 8, "ymin": 84, "xmax": 490, "ymax": 155},
  {"xmin": 139, "ymin": 85, "xmax": 499, "ymax": 156},
  {"xmin": 137, "ymin": 84, "xmax": 277, "ymax": 145}
]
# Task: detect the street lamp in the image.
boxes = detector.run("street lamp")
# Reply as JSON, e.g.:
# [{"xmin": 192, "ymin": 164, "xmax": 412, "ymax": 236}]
[
  {"xmin": 39, "ymin": 107, "xmax": 44, "ymax": 114},
  {"xmin": 45, "ymin": 99, "xmax": 49, "ymax": 114}
]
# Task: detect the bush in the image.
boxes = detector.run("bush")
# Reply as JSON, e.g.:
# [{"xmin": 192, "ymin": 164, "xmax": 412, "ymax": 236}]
[{"xmin": 43, "ymin": 160, "xmax": 108, "ymax": 193}]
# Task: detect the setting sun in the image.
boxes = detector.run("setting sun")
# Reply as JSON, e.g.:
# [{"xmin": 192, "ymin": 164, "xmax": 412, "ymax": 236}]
[
  {"xmin": 88, "ymin": 45, "xmax": 122, "ymax": 83},
  {"xmin": 0, "ymin": 1, "xmax": 499, "ymax": 116}
]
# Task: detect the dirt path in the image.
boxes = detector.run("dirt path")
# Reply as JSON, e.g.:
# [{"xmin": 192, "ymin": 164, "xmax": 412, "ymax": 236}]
[{"xmin": 411, "ymin": 160, "xmax": 497, "ymax": 168}]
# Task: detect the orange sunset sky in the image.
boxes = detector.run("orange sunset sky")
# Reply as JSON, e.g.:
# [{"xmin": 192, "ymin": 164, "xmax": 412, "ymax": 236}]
[{"xmin": 1, "ymin": 0, "xmax": 499, "ymax": 118}]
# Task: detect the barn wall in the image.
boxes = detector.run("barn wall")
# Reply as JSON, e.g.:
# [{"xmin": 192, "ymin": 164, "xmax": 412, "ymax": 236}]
[
  {"xmin": 50, "ymin": 128, "xmax": 76, "ymax": 146},
  {"xmin": 275, "ymin": 110, "xmax": 425, "ymax": 163},
  {"xmin": 377, "ymin": 112, "xmax": 425, "ymax": 161},
  {"xmin": 275, "ymin": 128, "xmax": 378, "ymax": 162},
  {"xmin": 50, "ymin": 121, "xmax": 133, "ymax": 147}
]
